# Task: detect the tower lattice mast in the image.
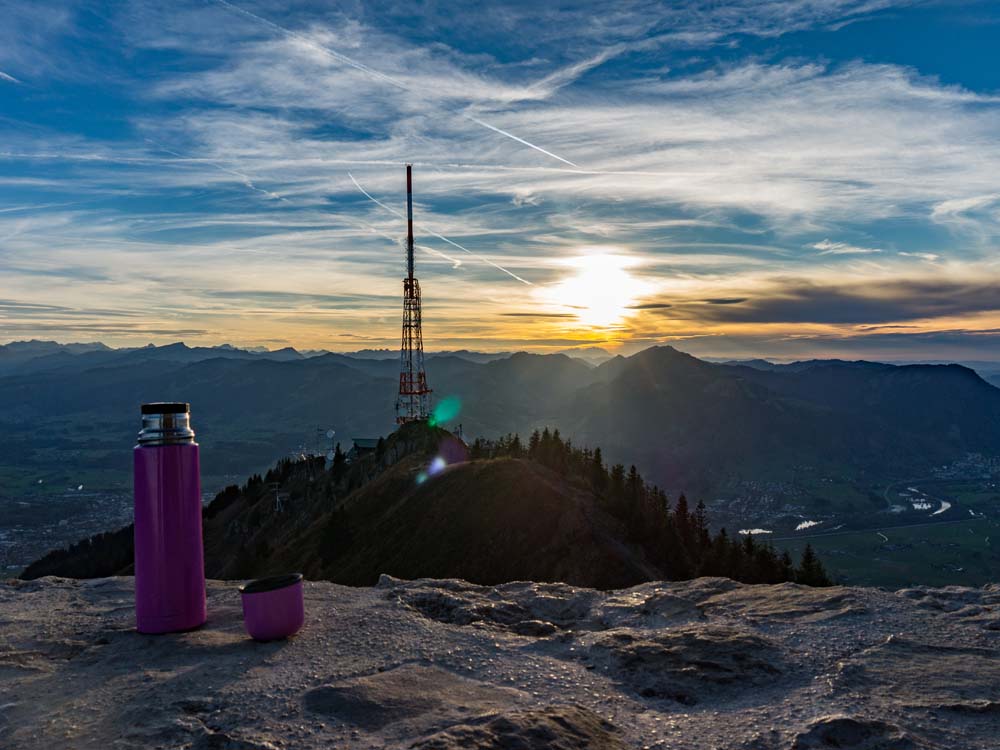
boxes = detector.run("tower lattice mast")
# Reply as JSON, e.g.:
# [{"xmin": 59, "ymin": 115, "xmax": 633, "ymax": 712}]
[{"xmin": 396, "ymin": 164, "xmax": 431, "ymax": 424}]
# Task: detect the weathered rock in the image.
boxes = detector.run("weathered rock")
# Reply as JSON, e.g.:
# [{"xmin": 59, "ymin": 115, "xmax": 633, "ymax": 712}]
[
  {"xmin": 1, "ymin": 576, "xmax": 997, "ymax": 749},
  {"xmin": 937, "ymin": 699, "xmax": 1000, "ymax": 715},
  {"xmin": 791, "ymin": 715, "xmax": 918, "ymax": 749},
  {"xmin": 586, "ymin": 624, "xmax": 785, "ymax": 704},
  {"xmin": 409, "ymin": 705, "xmax": 627, "ymax": 749},
  {"xmin": 592, "ymin": 586, "xmax": 704, "ymax": 630},
  {"xmin": 186, "ymin": 727, "xmax": 281, "ymax": 750},
  {"xmin": 836, "ymin": 635, "xmax": 1000, "ymax": 708},
  {"xmin": 702, "ymin": 583, "xmax": 867, "ymax": 622},
  {"xmin": 303, "ymin": 664, "xmax": 522, "ymax": 732},
  {"xmin": 379, "ymin": 576, "xmax": 599, "ymax": 632},
  {"xmin": 896, "ymin": 584, "xmax": 1000, "ymax": 632},
  {"xmin": 897, "ymin": 584, "xmax": 1000, "ymax": 608},
  {"xmin": 511, "ymin": 619, "xmax": 558, "ymax": 637},
  {"xmin": 115, "ymin": 700, "xmax": 281, "ymax": 750}
]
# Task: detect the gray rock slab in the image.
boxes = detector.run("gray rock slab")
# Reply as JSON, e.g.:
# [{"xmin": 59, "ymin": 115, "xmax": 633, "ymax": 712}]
[{"xmin": 1, "ymin": 576, "xmax": 998, "ymax": 749}]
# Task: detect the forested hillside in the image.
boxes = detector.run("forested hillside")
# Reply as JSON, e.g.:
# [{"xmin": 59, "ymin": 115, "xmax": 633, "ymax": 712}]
[{"xmin": 23, "ymin": 423, "xmax": 829, "ymax": 588}]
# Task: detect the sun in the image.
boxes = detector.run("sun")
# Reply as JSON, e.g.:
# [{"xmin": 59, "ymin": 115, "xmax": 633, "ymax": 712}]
[{"xmin": 542, "ymin": 252, "xmax": 652, "ymax": 328}]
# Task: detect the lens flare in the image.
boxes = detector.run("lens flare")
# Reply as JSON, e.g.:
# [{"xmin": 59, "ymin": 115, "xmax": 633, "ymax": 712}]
[
  {"xmin": 429, "ymin": 395, "xmax": 462, "ymax": 426},
  {"xmin": 428, "ymin": 456, "xmax": 447, "ymax": 476}
]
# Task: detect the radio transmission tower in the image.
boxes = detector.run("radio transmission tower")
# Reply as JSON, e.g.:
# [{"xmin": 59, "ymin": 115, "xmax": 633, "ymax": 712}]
[{"xmin": 396, "ymin": 164, "xmax": 432, "ymax": 424}]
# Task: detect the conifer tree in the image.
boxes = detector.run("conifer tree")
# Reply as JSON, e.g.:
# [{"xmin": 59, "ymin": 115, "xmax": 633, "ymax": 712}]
[
  {"xmin": 700, "ymin": 528, "xmax": 730, "ymax": 577},
  {"xmin": 590, "ymin": 447, "xmax": 607, "ymax": 492},
  {"xmin": 661, "ymin": 518, "xmax": 693, "ymax": 579},
  {"xmin": 609, "ymin": 464, "xmax": 626, "ymax": 511},
  {"xmin": 528, "ymin": 429, "xmax": 541, "ymax": 457},
  {"xmin": 331, "ymin": 442, "xmax": 347, "ymax": 479},
  {"xmin": 470, "ymin": 437, "xmax": 484, "ymax": 459},
  {"xmin": 510, "ymin": 433, "xmax": 523, "ymax": 457},
  {"xmin": 740, "ymin": 533, "xmax": 759, "ymax": 581},
  {"xmin": 674, "ymin": 494, "xmax": 692, "ymax": 549},
  {"xmin": 796, "ymin": 544, "xmax": 832, "ymax": 586},
  {"xmin": 779, "ymin": 550, "xmax": 795, "ymax": 581},
  {"xmin": 694, "ymin": 499, "xmax": 710, "ymax": 551}
]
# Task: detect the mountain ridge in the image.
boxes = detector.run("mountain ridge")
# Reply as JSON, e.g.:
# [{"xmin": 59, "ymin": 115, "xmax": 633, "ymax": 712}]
[{"xmin": 2, "ymin": 342, "xmax": 1000, "ymax": 499}]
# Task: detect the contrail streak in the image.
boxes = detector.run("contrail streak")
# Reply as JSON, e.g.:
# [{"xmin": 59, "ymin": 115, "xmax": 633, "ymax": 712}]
[
  {"xmin": 216, "ymin": 0, "xmax": 407, "ymax": 91},
  {"xmin": 349, "ymin": 173, "xmax": 532, "ymax": 285},
  {"xmin": 143, "ymin": 141, "xmax": 519, "ymax": 283},
  {"xmin": 0, "ymin": 201, "xmax": 86, "ymax": 213},
  {"xmin": 464, "ymin": 116, "xmax": 577, "ymax": 167},
  {"xmin": 213, "ymin": 0, "xmax": 576, "ymax": 168},
  {"xmin": 357, "ymin": 220, "xmax": 463, "ymax": 269},
  {"xmin": 144, "ymin": 141, "xmax": 462, "ymax": 270},
  {"xmin": 145, "ymin": 139, "xmax": 290, "ymax": 203}
]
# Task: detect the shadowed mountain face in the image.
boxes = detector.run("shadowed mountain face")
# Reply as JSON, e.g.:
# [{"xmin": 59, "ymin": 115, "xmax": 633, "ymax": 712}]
[
  {"xmin": 564, "ymin": 348, "xmax": 1000, "ymax": 491},
  {"xmin": 1, "ymin": 342, "xmax": 1000, "ymax": 495},
  {"xmin": 221, "ymin": 453, "xmax": 658, "ymax": 590}
]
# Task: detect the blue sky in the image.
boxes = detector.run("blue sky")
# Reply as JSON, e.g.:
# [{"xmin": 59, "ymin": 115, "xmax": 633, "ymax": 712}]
[{"xmin": 1, "ymin": 0, "xmax": 1000, "ymax": 360}]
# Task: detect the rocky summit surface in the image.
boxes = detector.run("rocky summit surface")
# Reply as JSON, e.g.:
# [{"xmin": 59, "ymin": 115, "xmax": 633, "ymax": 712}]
[{"xmin": 1, "ymin": 576, "xmax": 999, "ymax": 749}]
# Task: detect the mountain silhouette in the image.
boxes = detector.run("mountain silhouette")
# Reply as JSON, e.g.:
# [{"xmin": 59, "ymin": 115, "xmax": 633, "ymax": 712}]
[{"xmin": 1, "ymin": 342, "xmax": 999, "ymax": 493}]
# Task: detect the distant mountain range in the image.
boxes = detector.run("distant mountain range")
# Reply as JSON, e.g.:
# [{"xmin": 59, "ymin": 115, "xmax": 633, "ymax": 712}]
[
  {"xmin": 1, "ymin": 340, "xmax": 999, "ymax": 497},
  {"xmin": 0, "ymin": 340, "xmax": 615, "ymax": 377},
  {"xmin": 718, "ymin": 355, "xmax": 1000, "ymax": 389}
]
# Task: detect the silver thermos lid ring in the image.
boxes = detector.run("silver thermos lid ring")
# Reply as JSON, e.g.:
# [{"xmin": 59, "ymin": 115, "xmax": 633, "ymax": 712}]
[{"xmin": 138, "ymin": 403, "xmax": 195, "ymax": 445}]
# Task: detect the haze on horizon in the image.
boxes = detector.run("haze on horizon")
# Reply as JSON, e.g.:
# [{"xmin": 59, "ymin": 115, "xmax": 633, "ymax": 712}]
[{"xmin": 2, "ymin": 0, "xmax": 1000, "ymax": 362}]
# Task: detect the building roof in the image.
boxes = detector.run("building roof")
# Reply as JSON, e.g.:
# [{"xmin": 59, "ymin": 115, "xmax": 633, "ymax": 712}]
[{"xmin": 351, "ymin": 438, "xmax": 381, "ymax": 449}]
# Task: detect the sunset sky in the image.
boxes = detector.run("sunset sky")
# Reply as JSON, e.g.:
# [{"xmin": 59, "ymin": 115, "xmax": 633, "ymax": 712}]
[{"xmin": 2, "ymin": 0, "xmax": 999, "ymax": 360}]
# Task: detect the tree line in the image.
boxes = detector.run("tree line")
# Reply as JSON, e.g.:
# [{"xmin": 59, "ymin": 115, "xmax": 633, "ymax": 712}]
[{"xmin": 470, "ymin": 427, "xmax": 831, "ymax": 586}]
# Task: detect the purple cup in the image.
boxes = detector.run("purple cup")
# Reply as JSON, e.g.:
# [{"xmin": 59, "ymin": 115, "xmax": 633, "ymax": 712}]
[{"xmin": 239, "ymin": 573, "xmax": 305, "ymax": 641}]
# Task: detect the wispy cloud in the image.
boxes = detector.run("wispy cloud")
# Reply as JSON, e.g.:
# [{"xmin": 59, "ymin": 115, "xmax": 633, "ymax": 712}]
[
  {"xmin": 813, "ymin": 239, "xmax": 882, "ymax": 255},
  {"xmin": 898, "ymin": 251, "xmax": 940, "ymax": 262},
  {"xmin": 0, "ymin": 71, "xmax": 21, "ymax": 84},
  {"xmin": 210, "ymin": 0, "xmax": 580, "ymax": 167},
  {"xmin": 2, "ymin": 0, "xmax": 999, "ymax": 358}
]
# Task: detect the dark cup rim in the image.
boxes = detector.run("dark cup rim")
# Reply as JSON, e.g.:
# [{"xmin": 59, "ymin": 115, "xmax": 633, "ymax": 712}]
[
  {"xmin": 239, "ymin": 573, "xmax": 303, "ymax": 595},
  {"xmin": 141, "ymin": 402, "xmax": 190, "ymax": 415}
]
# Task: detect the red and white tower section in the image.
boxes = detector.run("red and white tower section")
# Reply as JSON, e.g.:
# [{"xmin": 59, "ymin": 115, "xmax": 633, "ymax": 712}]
[{"xmin": 396, "ymin": 164, "xmax": 432, "ymax": 424}]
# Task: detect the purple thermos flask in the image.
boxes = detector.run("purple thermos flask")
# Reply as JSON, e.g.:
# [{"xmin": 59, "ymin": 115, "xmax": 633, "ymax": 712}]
[{"xmin": 133, "ymin": 402, "xmax": 206, "ymax": 634}]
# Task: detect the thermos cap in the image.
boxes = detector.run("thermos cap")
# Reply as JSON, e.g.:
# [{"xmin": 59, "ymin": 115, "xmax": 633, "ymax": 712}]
[
  {"xmin": 141, "ymin": 402, "xmax": 190, "ymax": 415},
  {"xmin": 138, "ymin": 403, "xmax": 195, "ymax": 445}
]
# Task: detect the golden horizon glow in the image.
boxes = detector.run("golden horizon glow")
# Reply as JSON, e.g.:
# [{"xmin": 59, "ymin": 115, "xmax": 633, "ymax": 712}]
[
  {"xmin": 540, "ymin": 252, "xmax": 654, "ymax": 329},
  {"xmin": 3, "ymin": 251, "xmax": 1000, "ymax": 362}
]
